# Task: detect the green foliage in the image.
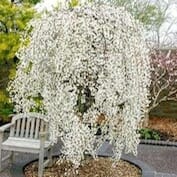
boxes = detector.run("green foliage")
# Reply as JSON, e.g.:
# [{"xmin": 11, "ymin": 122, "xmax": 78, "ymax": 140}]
[
  {"xmin": 29, "ymin": 94, "xmax": 44, "ymax": 113},
  {"xmin": 0, "ymin": 0, "xmax": 38, "ymax": 122},
  {"xmin": 9, "ymin": 0, "xmax": 41, "ymax": 5},
  {"xmin": 20, "ymin": 0, "xmax": 41, "ymax": 5},
  {"xmin": 68, "ymin": 0, "xmax": 93, "ymax": 8},
  {"xmin": 139, "ymin": 128, "xmax": 160, "ymax": 140},
  {"xmin": 77, "ymin": 86, "xmax": 94, "ymax": 115},
  {"xmin": 24, "ymin": 61, "xmax": 33, "ymax": 74},
  {"xmin": 0, "ymin": 90, "xmax": 13, "ymax": 122},
  {"xmin": 0, "ymin": 33, "xmax": 20, "ymax": 63},
  {"xmin": 69, "ymin": 0, "xmax": 79, "ymax": 8},
  {"xmin": 134, "ymin": 4, "xmax": 159, "ymax": 28},
  {"xmin": 0, "ymin": 0, "xmax": 35, "ymax": 62},
  {"xmin": 0, "ymin": 103, "xmax": 13, "ymax": 122},
  {"xmin": 114, "ymin": 0, "xmax": 165, "ymax": 30}
]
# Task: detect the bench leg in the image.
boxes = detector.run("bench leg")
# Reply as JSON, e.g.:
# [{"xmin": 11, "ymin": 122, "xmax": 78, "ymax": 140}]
[
  {"xmin": 47, "ymin": 148, "xmax": 52, "ymax": 166},
  {"xmin": 10, "ymin": 151, "xmax": 14, "ymax": 165},
  {"xmin": 38, "ymin": 150, "xmax": 44, "ymax": 177}
]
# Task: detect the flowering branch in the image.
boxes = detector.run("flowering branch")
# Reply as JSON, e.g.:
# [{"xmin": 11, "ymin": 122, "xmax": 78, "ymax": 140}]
[{"xmin": 149, "ymin": 49, "xmax": 177, "ymax": 113}]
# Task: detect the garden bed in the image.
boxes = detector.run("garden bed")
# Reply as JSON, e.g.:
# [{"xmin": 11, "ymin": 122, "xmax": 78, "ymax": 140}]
[
  {"xmin": 24, "ymin": 157, "xmax": 141, "ymax": 177},
  {"xmin": 145, "ymin": 117, "xmax": 177, "ymax": 142}
]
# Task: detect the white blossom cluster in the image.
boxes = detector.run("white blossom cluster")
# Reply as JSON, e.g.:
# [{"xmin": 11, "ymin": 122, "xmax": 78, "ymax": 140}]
[{"xmin": 9, "ymin": 2, "xmax": 151, "ymax": 167}]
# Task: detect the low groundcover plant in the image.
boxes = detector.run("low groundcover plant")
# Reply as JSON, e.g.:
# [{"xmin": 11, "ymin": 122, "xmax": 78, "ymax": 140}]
[{"xmin": 8, "ymin": 0, "xmax": 151, "ymax": 169}]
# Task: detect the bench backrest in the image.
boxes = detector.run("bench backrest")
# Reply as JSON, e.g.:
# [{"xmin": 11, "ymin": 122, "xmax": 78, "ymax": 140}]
[{"xmin": 10, "ymin": 113, "xmax": 49, "ymax": 140}]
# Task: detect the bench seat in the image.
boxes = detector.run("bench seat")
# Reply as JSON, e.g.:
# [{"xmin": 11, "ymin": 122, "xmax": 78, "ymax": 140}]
[{"xmin": 2, "ymin": 137, "xmax": 51, "ymax": 153}]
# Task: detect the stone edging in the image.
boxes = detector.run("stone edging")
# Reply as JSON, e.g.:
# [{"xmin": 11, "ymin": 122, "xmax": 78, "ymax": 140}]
[
  {"xmin": 22, "ymin": 153, "xmax": 155, "ymax": 177},
  {"xmin": 122, "ymin": 155, "xmax": 156, "ymax": 177},
  {"xmin": 140, "ymin": 139, "xmax": 177, "ymax": 147},
  {"xmin": 97, "ymin": 152, "xmax": 156, "ymax": 177},
  {"xmin": 16, "ymin": 141, "xmax": 158, "ymax": 177},
  {"xmin": 96, "ymin": 141, "xmax": 156, "ymax": 177}
]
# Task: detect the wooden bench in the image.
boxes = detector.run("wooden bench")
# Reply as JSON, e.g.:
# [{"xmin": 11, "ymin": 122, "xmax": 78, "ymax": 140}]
[{"xmin": 0, "ymin": 113, "xmax": 53, "ymax": 177}]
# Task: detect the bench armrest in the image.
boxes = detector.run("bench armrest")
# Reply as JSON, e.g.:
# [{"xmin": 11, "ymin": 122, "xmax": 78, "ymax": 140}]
[
  {"xmin": 39, "ymin": 131, "xmax": 50, "ymax": 142},
  {"xmin": 0, "ymin": 123, "xmax": 14, "ymax": 132},
  {"xmin": 39, "ymin": 131, "xmax": 50, "ymax": 151},
  {"xmin": 39, "ymin": 131, "xmax": 49, "ymax": 137}
]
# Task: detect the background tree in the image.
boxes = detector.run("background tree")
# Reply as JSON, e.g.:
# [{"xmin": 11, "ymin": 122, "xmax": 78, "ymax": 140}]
[
  {"xmin": 0, "ymin": 0, "xmax": 37, "ymax": 121},
  {"xmin": 114, "ymin": 0, "xmax": 177, "ymax": 48},
  {"xmin": 114, "ymin": 0, "xmax": 159, "ymax": 29},
  {"xmin": 149, "ymin": 49, "xmax": 177, "ymax": 115},
  {"xmin": 146, "ymin": 1, "xmax": 177, "ymax": 121},
  {"xmin": 114, "ymin": 0, "xmax": 177, "ymax": 123}
]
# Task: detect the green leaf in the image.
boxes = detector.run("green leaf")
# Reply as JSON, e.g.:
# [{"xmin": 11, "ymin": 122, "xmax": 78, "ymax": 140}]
[{"xmin": 69, "ymin": 0, "xmax": 79, "ymax": 7}]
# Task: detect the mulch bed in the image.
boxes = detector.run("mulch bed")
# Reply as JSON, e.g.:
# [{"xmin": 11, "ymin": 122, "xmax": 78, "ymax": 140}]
[
  {"xmin": 147, "ymin": 117, "xmax": 177, "ymax": 142},
  {"xmin": 24, "ymin": 157, "xmax": 141, "ymax": 177}
]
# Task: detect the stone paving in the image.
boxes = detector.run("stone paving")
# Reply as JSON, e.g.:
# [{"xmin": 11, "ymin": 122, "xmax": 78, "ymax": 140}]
[
  {"xmin": 155, "ymin": 173, "xmax": 177, "ymax": 177},
  {"xmin": 100, "ymin": 142, "xmax": 177, "ymax": 177},
  {"xmin": 137, "ymin": 144, "xmax": 177, "ymax": 175},
  {"xmin": 0, "ymin": 142, "xmax": 177, "ymax": 177}
]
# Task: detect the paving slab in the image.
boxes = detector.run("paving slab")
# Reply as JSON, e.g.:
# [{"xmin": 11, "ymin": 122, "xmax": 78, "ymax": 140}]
[{"xmin": 137, "ymin": 144, "xmax": 177, "ymax": 175}]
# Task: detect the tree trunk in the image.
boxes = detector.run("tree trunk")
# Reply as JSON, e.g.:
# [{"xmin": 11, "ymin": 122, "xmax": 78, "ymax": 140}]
[{"xmin": 142, "ymin": 110, "xmax": 149, "ymax": 127}]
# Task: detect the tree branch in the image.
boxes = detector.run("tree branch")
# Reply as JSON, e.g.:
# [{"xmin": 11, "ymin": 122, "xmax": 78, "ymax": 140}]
[{"xmin": 152, "ymin": 81, "xmax": 169, "ymax": 108}]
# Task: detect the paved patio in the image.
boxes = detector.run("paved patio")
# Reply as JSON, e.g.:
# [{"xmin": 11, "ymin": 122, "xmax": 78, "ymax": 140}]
[{"xmin": 0, "ymin": 142, "xmax": 177, "ymax": 177}]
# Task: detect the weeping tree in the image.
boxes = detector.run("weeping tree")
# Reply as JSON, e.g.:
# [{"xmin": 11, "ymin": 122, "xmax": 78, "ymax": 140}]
[{"xmin": 9, "ymin": 1, "xmax": 151, "ymax": 169}]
